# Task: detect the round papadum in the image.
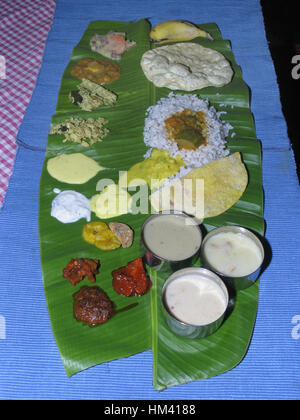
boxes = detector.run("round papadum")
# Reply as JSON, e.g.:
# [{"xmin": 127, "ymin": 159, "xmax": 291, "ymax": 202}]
[
  {"xmin": 183, "ymin": 152, "xmax": 248, "ymax": 218},
  {"xmin": 150, "ymin": 152, "xmax": 248, "ymax": 219},
  {"xmin": 141, "ymin": 43, "xmax": 233, "ymax": 91}
]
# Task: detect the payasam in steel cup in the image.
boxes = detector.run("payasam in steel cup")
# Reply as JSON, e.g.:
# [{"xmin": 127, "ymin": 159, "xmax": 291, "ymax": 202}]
[
  {"xmin": 161, "ymin": 267, "xmax": 229, "ymax": 339},
  {"xmin": 141, "ymin": 211, "xmax": 202, "ymax": 274},
  {"xmin": 200, "ymin": 225, "xmax": 265, "ymax": 291}
]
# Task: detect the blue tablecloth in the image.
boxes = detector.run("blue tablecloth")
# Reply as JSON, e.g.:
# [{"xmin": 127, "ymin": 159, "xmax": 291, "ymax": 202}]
[{"xmin": 0, "ymin": 0, "xmax": 299, "ymax": 400}]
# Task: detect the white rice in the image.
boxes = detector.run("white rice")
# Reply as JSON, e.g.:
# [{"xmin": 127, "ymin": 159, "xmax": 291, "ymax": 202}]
[{"xmin": 143, "ymin": 92, "xmax": 232, "ymax": 169}]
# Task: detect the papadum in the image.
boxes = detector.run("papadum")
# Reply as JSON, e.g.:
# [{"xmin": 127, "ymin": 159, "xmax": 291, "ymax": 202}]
[
  {"xmin": 141, "ymin": 43, "xmax": 233, "ymax": 91},
  {"xmin": 150, "ymin": 152, "xmax": 248, "ymax": 219}
]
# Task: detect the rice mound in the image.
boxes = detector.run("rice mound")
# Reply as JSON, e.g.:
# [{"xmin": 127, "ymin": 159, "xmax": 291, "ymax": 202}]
[{"xmin": 143, "ymin": 93, "xmax": 232, "ymax": 169}]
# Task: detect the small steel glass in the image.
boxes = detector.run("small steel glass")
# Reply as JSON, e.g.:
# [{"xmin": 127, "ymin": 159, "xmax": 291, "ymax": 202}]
[
  {"xmin": 141, "ymin": 211, "xmax": 202, "ymax": 274},
  {"xmin": 161, "ymin": 267, "xmax": 229, "ymax": 339},
  {"xmin": 201, "ymin": 225, "xmax": 265, "ymax": 291}
]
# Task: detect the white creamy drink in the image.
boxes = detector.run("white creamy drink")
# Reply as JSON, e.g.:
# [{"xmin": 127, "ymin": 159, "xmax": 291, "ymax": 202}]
[
  {"xmin": 165, "ymin": 274, "xmax": 228, "ymax": 326},
  {"xmin": 143, "ymin": 214, "xmax": 201, "ymax": 261},
  {"xmin": 203, "ymin": 231, "xmax": 263, "ymax": 277}
]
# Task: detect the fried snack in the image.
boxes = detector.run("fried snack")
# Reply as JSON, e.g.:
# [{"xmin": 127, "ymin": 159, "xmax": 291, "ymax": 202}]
[
  {"xmin": 181, "ymin": 152, "xmax": 248, "ymax": 218},
  {"xmin": 63, "ymin": 258, "xmax": 100, "ymax": 286},
  {"xmin": 150, "ymin": 152, "xmax": 248, "ymax": 219},
  {"xmin": 82, "ymin": 221, "xmax": 121, "ymax": 250},
  {"xmin": 112, "ymin": 257, "xmax": 150, "ymax": 297},
  {"xmin": 108, "ymin": 222, "xmax": 133, "ymax": 248},
  {"xmin": 70, "ymin": 58, "xmax": 121, "ymax": 85},
  {"xmin": 74, "ymin": 286, "xmax": 114, "ymax": 326},
  {"xmin": 141, "ymin": 43, "xmax": 233, "ymax": 91}
]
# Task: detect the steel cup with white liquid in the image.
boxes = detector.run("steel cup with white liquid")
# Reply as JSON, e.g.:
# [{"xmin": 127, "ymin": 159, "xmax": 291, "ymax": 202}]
[
  {"xmin": 141, "ymin": 211, "xmax": 202, "ymax": 274},
  {"xmin": 161, "ymin": 267, "xmax": 229, "ymax": 338},
  {"xmin": 201, "ymin": 225, "xmax": 265, "ymax": 291}
]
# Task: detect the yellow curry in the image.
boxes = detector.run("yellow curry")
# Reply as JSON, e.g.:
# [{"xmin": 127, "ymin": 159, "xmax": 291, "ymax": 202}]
[{"xmin": 119, "ymin": 148, "xmax": 185, "ymax": 189}]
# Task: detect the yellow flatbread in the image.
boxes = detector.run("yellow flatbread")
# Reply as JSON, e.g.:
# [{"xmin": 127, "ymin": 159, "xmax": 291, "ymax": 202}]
[{"xmin": 150, "ymin": 152, "xmax": 248, "ymax": 219}]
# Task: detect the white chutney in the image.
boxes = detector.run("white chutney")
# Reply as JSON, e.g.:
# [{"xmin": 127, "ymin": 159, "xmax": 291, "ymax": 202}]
[{"xmin": 51, "ymin": 189, "xmax": 91, "ymax": 224}]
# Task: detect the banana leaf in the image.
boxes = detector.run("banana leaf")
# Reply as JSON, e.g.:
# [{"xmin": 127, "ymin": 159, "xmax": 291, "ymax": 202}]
[
  {"xmin": 39, "ymin": 19, "xmax": 265, "ymax": 386},
  {"xmin": 148, "ymin": 25, "xmax": 265, "ymax": 390},
  {"xmin": 39, "ymin": 19, "xmax": 153, "ymax": 378}
]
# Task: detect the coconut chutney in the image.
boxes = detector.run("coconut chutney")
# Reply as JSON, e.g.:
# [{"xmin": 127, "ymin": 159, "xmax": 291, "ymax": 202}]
[{"xmin": 51, "ymin": 189, "xmax": 91, "ymax": 223}]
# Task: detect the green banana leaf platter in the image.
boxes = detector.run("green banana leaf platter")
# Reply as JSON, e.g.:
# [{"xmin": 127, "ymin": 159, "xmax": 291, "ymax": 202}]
[{"xmin": 39, "ymin": 19, "xmax": 265, "ymax": 390}]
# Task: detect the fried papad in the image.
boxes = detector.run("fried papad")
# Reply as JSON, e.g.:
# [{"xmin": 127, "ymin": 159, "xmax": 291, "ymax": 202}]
[{"xmin": 150, "ymin": 152, "xmax": 248, "ymax": 219}]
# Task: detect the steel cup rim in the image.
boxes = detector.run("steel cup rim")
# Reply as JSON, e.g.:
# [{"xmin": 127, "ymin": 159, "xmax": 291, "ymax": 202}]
[
  {"xmin": 161, "ymin": 267, "xmax": 229, "ymax": 328},
  {"xmin": 141, "ymin": 211, "xmax": 203, "ymax": 264},
  {"xmin": 200, "ymin": 225, "xmax": 265, "ymax": 279}
]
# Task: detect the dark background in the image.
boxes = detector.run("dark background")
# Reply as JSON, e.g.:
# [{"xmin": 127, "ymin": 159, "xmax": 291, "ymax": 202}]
[{"xmin": 261, "ymin": 0, "xmax": 300, "ymax": 182}]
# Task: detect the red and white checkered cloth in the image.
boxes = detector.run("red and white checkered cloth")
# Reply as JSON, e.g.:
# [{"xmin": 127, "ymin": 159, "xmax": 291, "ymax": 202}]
[{"xmin": 0, "ymin": 0, "xmax": 56, "ymax": 208}]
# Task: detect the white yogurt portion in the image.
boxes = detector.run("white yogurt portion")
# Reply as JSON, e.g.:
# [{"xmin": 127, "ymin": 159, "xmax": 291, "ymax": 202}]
[
  {"xmin": 203, "ymin": 231, "xmax": 263, "ymax": 277},
  {"xmin": 143, "ymin": 214, "xmax": 202, "ymax": 261},
  {"xmin": 51, "ymin": 189, "xmax": 91, "ymax": 223},
  {"xmin": 165, "ymin": 274, "xmax": 228, "ymax": 326}
]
